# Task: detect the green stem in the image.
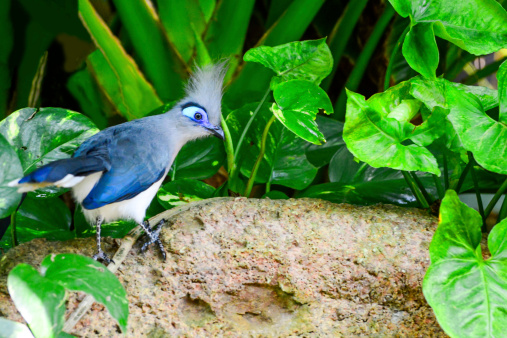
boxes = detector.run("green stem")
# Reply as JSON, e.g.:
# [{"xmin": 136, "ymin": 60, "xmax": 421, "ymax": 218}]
[
  {"xmin": 462, "ymin": 56, "xmax": 507, "ymax": 85},
  {"xmin": 334, "ymin": 4, "xmax": 395, "ymax": 121},
  {"xmin": 498, "ymin": 194, "xmax": 507, "ymax": 223},
  {"xmin": 432, "ymin": 174, "xmax": 444, "ymax": 200},
  {"xmin": 10, "ymin": 211, "xmax": 18, "ymax": 247},
  {"xmin": 221, "ymin": 118, "xmax": 235, "ymax": 175},
  {"xmin": 234, "ymin": 88, "xmax": 271, "ymax": 161},
  {"xmin": 410, "ymin": 172, "xmax": 433, "ymax": 205},
  {"xmin": 484, "ymin": 178, "xmax": 507, "ymax": 220},
  {"xmin": 454, "ymin": 159, "xmax": 473, "ymax": 193},
  {"xmin": 321, "ymin": 0, "xmax": 369, "ymax": 91},
  {"xmin": 467, "ymin": 152, "xmax": 485, "ymax": 230},
  {"xmin": 384, "ymin": 25, "xmax": 410, "ymax": 91},
  {"xmin": 244, "ymin": 115, "xmax": 277, "ymax": 197},
  {"xmin": 402, "ymin": 171, "xmax": 430, "ymax": 209}
]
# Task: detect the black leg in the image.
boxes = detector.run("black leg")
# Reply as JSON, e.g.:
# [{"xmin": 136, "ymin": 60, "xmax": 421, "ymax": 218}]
[
  {"xmin": 92, "ymin": 216, "xmax": 114, "ymax": 264},
  {"xmin": 140, "ymin": 219, "xmax": 167, "ymax": 260}
]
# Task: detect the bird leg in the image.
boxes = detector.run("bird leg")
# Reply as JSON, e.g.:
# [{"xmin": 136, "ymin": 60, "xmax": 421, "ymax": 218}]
[
  {"xmin": 140, "ymin": 219, "xmax": 167, "ymax": 260},
  {"xmin": 92, "ymin": 216, "xmax": 114, "ymax": 264}
]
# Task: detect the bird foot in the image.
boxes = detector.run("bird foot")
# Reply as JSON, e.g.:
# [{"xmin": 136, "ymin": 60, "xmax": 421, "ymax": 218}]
[
  {"xmin": 93, "ymin": 249, "xmax": 115, "ymax": 265},
  {"xmin": 140, "ymin": 219, "xmax": 167, "ymax": 260}
]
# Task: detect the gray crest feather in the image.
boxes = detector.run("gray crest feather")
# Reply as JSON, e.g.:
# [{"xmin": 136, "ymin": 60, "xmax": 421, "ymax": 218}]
[{"xmin": 183, "ymin": 61, "xmax": 228, "ymax": 125}]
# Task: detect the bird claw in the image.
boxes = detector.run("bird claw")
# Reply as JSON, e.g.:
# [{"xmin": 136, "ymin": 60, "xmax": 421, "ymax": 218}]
[
  {"xmin": 140, "ymin": 219, "xmax": 167, "ymax": 260},
  {"xmin": 93, "ymin": 250, "xmax": 115, "ymax": 265}
]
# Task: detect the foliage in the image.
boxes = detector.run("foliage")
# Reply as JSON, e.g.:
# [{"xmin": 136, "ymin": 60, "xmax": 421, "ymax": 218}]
[
  {"xmin": 1, "ymin": 0, "xmax": 507, "ymax": 335},
  {"xmin": 1, "ymin": 253, "xmax": 128, "ymax": 337}
]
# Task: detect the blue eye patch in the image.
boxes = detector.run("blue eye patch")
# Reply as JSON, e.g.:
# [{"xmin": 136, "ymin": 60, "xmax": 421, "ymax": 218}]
[{"xmin": 181, "ymin": 102, "xmax": 208, "ymax": 123}]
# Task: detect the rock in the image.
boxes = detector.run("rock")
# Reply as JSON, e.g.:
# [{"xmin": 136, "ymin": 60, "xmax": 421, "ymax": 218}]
[{"xmin": 0, "ymin": 198, "xmax": 445, "ymax": 336}]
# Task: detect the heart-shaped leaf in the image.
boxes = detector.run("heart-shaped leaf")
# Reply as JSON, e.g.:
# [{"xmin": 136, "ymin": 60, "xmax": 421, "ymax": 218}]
[
  {"xmin": 157, "ymin": 178, "xmax": 215, "ymax": 209},
  {"xmin": 171, "ymin": 137, "xmax": 225, "ymax": 180},
  {"xmin": 0, "ymin": 134, "xmax": 22, "ymax": 218},
  {"xmin": 402, "ymin": 22, "xmax": 439, "ymax": 79},
  {"xmin": 343, "ymin": 89, "xmax": 440, "ymax": 175},
  {"xmin": 7, "ymin": 264, "xmax": 66, "ymax": 338},
  {"xmin": 423, "ymin": 190, "xmax": 507, "ymax": 337},
  {"xmin": 272, "ymin": 80, "xmax": 333, "ymax": 145},
  {"xmin": 41, "ymin": 254, "xmax": 129, "ymax": 332},
  {"xmin": 244, "ymin": 38, "xmax": 333, "ymax": 90},
  {"xmin": 0, "ymin": 107, "xmax": 98, "ymax": 198}
]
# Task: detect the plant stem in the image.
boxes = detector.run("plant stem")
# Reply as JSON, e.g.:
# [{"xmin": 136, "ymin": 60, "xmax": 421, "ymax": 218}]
[
  {"xmin": 454, "ymin": 159, "xmax": 473, "ymax": 193},
  {"xmin": 384, "ymin": 25, "xmax": 410, "ymax": 91},
  {"xmin": 462, "ymin": 56, "xmax": 507, "ymax": 85},
  {"xmin": 402, "ymin": 171, "xmax": 430, "ymax": 209},
  {"xmin": 410, "ymin": 172, "xmax": 433, "ymax": 204},
  {"xmin": 234, "ymin": 88, "xmax": 271, "ymax": 161},
  {"xmin": 484, "ymin": 178, "xmax": 507, "ymax": 220},
  {"xmin": 467, "ymin": 152, "xmax": 485, "ymax": 230},
  {"xmin": 244, "ymin": 115, "xmax": 276, "ymax": 197},
  {"xmin": 333, "ymin": 3, "xmax": 395, "ymax": 121},
  {"xmin": 221, "ymin": 117, "xmax": 235, "ymax": 175},
  {"xmin": 432, "ymin": 174, "xmax": 444, "ymax": 200}
]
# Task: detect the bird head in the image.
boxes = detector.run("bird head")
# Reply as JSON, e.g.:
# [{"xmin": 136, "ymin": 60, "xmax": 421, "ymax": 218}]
[{"xmin": 172, "ymin": 62, "xmax": 227, "ymax": 141}]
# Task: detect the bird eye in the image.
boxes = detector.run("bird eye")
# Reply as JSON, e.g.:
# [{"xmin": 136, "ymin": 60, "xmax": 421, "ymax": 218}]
[{"xmin": 182, "ymin": 105, "xmax": 207, "ymax": 122}]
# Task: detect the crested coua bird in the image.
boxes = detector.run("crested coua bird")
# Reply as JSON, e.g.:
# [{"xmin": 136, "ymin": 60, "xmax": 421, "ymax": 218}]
[{"xmin": 9, "ymin": 63, "xmax": 226, "ymax": 263}]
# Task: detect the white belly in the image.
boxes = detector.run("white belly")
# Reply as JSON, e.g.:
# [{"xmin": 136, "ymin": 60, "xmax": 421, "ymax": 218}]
[{"xmin": 72, "ymin": 172, "xmax": 165, "ymax": 224}]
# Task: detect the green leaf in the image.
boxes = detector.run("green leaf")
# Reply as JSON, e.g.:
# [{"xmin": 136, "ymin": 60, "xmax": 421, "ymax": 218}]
[
  {"xmin": 272, "ymin": 80, "xmax": 333, "ymax": 144},
  {"xmin": 244, "ymin": 38, "xmax": 333, "ymax": 90},
  {"xmin": 423, "ymin": 190, "xmax": 507, "ymax": 337},
  {"xmin": 343, "ymin": 90, "xmax": 440, "ymax": 175},
  {"xmin": 0, "ymin": 133, "xmax": 22, "ymax": 218},
  {"xmin": 262, "ymin": 191, "xmax": 289, "ymax": 199},
  {"xmin": 171, "ymin": 137, "xmax": 225, "ymax": 180},
  {"xmin": 402, "ymin": 23, "xmax": 439, "ymax": 79},
  {"xmin": 157, "ymin": 179, "xmax": 215, "ymax": 209},
  {"xmin": 226, "ymin": 102, "xmax": 318, "ymax": 190},
  {"xmin": 158, "ymin": 0, "xmax": 205, "ymax": 62},
  {"xmin": 389, "ymin": 0, "xmax": 507, "ymax": 55},
  {"xmin": 7, "ymin": 264, "xmax": 66, "ymax": 338},
  {"xmin": 445, "ymin": 86, "xmax": 507, "ymax": 175},
  {"xmin": 0, "ymin": 107, "xmax": 98, "ymax": 197},
  {"xmin": 41, "ymin": 254, "xmax": 129, "ymax": 332},
  {"xmin": 78, "ymin": 0, "xmax": 163, "ymax": 120},
  {"xmin": 498, "ymin": 59, "xmax": 507, "ymax": 124},
  {"xmin": 0, "ymin": 317, "xmax": 34, "ymax": 338},
  {"xmin": 0, "ymin": 0, "xmax": 13, "ymax": 117}
]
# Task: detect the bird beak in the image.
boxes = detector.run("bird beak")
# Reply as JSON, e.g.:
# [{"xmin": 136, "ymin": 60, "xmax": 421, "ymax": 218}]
[{"xmin": 207, "ymin": 125, "xmax": 225, "ymax": 140}]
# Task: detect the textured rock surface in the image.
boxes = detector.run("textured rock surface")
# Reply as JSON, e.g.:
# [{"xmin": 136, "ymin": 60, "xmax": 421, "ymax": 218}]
[{"xmin": 0, "ymin": 198, "xmax": 446, "ymax": 336}]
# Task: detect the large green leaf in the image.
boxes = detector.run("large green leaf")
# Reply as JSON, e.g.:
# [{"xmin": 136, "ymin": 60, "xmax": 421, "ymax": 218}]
[
  {"xmin": 78, "ymin": 0, "xmax": 163, "ymax": 120},
  {"xmin": 0, "ymin": 196, "xmax": 74, "ymax": 251},
  {"xmin": 272, "ymin": 80, "xmax": 333, "ymax": 144},
  {"xmin": 0, "ymin": 107, "xmax": 98, "ymax": 197},
  {"xmin": 41, "ymin": 254, "xmax": 129, "ymax": 332},
  {"xmin": 343, "ymin": 90, "xmax": 440, "ymax": 175},
  {"xmin": 423, "ymin": 190, "xmax": 507, "ymax": 337},
  {"xmin": 0, "ymin": 134, "xmax": 22, "ymax": 218},
  {"xmin": 402, "ymin": 22, "xmax": 439, "ymax": 78},
  {"xmin": 389, "ymin": 0, "xmax": 507, "ymax": 55},
  {"xmin": 226, "ymin": 102, "xmax": 318, "ymax": 190},
  {"xmin": 499, "ymin": 59, "xmax": 507, "ymax": 124},
  {"xmin": 445, "ymin": 86, "xmax": 507, "ymax": 175},
  {"xmin": 157, "ymin": 179, "xmax": 215, "ymax": 209},
  {"xmin": 158, "ymin": 0, "xmax": 206, "ymax": 62},
  {"xmin": 7, "ymin": 264, "xmax": 66, "ymax": 338},
  {"xmin": 112, "ymin": 0, "xmax": 184, "ymax": 100},
  {"xmin": 171, "ymin": 137, "xmax": 225, "ymax": 180},
  {"xmin": 244, "ymin": 38, "xmax": 333, "ymax": 90}
]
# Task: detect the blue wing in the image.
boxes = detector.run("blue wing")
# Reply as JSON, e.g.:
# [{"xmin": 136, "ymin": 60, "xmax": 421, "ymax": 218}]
[{"xmin": 80, "ymin": 122, "xmax": 171, "ymax": 210}]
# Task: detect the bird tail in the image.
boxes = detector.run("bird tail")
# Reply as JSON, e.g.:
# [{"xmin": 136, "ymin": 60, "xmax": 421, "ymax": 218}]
[{"xmin": 8, "ymin": 157, "xmax": 108, "ymax": 193}]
